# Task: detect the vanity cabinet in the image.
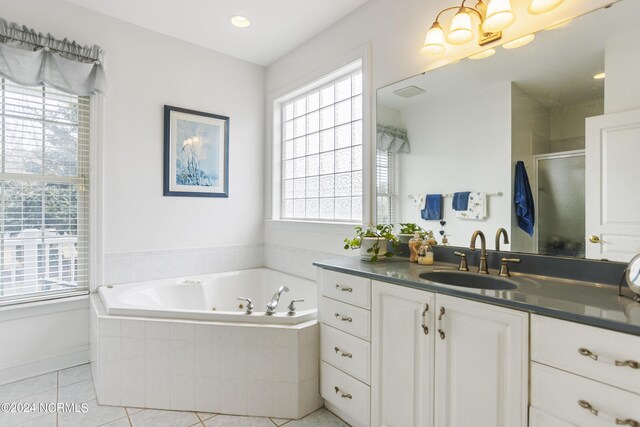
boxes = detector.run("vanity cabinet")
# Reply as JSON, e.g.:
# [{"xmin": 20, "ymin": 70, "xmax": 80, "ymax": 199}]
[
  {"xmin": 371, "ymin": 282, "xmax": 529, "ymax": 427},
  {"xmin": 530, "ymin": 315, "xmax": 640, "ymax": 427},
  {"xmin": 319, "ymin": 269, "xmax": 372, "ymax": 427},
  {"xmin": 371, "ymin": 281, "xmax": 435, "ymax": 427}
]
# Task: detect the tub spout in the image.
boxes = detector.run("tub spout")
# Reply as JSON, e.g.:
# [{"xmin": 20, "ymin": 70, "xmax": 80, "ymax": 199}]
[{"xmin": 265, "ymin": 286, "xmax": 289, "ymax": 315}]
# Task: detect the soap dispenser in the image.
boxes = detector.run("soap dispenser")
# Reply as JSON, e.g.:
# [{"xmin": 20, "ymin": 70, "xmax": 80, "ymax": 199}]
[
  {"xmin": 417, "ymin": 240, "xmax": 434, "ymax": 265},
  {"xmin": 408, "ymin": 232, "xmax": 423, "ymax": 263}
]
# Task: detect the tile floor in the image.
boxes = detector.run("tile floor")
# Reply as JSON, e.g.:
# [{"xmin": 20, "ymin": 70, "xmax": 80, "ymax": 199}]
[{"xmin": 0, "ymin": 364, "xmax": 348, "ymax": 427}]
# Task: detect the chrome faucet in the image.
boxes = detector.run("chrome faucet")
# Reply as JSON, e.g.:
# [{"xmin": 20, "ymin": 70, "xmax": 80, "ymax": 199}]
[
  {"xmin": 265, "ymin": 286, "xmax": 289, "ymax": 315},
  {"xmin": 495, "ymin": 228, "xmax": 509, "ymax": 251},
  {"xmin": 470, "ymin": 230, "xmax": 489, "ymax": 274}
]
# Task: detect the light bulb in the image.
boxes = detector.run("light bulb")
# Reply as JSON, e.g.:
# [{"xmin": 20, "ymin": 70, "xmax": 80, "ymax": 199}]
[
  {"xmin": 593, "ymin": 72, "xmax": 605, "ymax": 80},
  {"xmin": 447, "ymin": 8, "xmax": 474, "ymax": 45},
  {"xmin": 502, "ymin": 34, "xmax": 535, "ymax": 49},
  {"xmin": 529, "ymin": 0, "xmax": 564, "ymax": 14},
  {"xmin": 483, "ymin": 0, "xmax": 515, "ymax": 33},
  {"xmin": 422, "ymin": 22, "xmax": 446, "ymax": 55}
]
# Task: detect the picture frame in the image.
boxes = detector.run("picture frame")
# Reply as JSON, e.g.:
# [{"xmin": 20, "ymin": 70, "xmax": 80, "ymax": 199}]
[{"xmin": 163, "ymin": 105, "xmax": 229, "ymax": 198}]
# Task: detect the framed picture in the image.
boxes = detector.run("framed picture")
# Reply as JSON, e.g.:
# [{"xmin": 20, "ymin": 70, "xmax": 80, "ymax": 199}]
[{"xmin": 163, "ymin": 105, "xmax": 229, "ymax": 197}]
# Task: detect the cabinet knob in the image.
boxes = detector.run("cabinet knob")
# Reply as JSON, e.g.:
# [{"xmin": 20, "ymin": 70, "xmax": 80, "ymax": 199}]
[
  {"xmin": 578, "ymin": 400, "xmax": 639, "ymax": 427},
  {"xmin": 588, "ymin": 235, "xmax": 608, "ymax": 244},
  {"xmin": 335, "ymin": 284, "xmax": 353, "ymax": 292},
  {"xmin": 334, "ymin": 347, "xmax": 353, "ymax": 358},
  {"xmin": 578, "ymin": 348, "xmax": 640, "ymax": 369}
]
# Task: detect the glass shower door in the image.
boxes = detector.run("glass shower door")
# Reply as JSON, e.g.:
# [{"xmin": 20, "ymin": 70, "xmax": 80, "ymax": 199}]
[{"xmin": 535, "ymin": 152, "xmax": 585, "ymax": 258}]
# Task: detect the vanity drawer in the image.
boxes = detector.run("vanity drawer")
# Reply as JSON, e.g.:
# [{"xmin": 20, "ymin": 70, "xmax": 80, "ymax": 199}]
[
  {"xmin": 320, "ymin": 269, "xmax": 371, "ymax": 309},
  {"xmin": 321, "ymin": 324, "xmax": 371, "ymax": 384},
  {"xmin": 531, "ymin": 362, "xmax": 640, "ymax": 427},
  {"xmin": 321, "ymin": 361, "xmax": 370, "ymax": 427},
  {"xmin": 321, "ymin": 297, "xmax": 371, "ymax": 341},
  {"xmin": 529, "ymin": 407, "xmax": 577, "ymax": 427},
  {"xmin": 531, "ymin": 315, "xmax": 640, "ymax": 394}
]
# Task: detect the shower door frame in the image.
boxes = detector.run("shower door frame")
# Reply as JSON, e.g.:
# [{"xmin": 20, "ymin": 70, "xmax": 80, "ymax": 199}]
[{"xmin": 532, "ymin": 149, "xmax": 585, "ymax": 255}]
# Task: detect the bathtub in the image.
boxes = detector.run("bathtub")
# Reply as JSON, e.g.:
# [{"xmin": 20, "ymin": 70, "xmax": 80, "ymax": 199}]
[
  {"xmin": 98, "ymin": 268, "xmax": 317, "ymax": 324},
  {"xmin": 92, "ymin": 267, "xmax": 322, "ymax": 417}
]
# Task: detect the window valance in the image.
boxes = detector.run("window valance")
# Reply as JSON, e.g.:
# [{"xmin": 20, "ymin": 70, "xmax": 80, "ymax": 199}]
[
  {"xmin": 0, "ymin": 18, "xmax": 107, "ymax": 95},
  {"xmin": 376, "ymin": 124, "xmax": 410, "ymax": 154}
]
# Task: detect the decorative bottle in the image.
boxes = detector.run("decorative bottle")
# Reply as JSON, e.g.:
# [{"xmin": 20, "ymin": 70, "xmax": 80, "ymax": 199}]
[
  {"xmin": 418, "ymin": 240, "xmax": 434, "ymax": 265},
  {"xmin": 408, "ymin": 232, "xmax": 422, "ymax": 263}
]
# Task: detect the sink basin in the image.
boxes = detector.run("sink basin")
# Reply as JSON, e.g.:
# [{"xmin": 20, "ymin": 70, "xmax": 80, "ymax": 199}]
[{"xmin": 419, "ymin": 270, "xmax": 518, "ymax": 290}]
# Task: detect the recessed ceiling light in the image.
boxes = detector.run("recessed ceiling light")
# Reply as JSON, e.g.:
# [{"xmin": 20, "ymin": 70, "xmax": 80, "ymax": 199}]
[
  {"xmin": 593, "ymin": 72, "xmax": 606, "ymax": 80},
  {"xmin": 503, "ymin": 34, "xmax": 535, "ymax": 50},
  {"xmin": 469, "ymin": 49, "xmax": 496, "ymax": 60},
  {"xmin": 230, "ymin": 15, "xmax": 251, "ymax": 28}
]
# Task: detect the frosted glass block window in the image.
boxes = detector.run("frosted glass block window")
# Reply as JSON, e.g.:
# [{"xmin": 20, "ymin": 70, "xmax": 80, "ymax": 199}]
[{"xmin": 279, "ymin": 63, "xmax": 363, "ymax": 222}]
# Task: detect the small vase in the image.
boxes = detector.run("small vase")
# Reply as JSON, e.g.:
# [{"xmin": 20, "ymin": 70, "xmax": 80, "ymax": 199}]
[{"xmin": 359, "ymin": 237, "xmax": 388, "ymax": 262}]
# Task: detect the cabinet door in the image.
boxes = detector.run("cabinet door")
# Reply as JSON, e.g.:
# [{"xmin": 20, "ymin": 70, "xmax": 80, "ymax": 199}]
[
  {"xmin": 371, "ymin": 280, "xmax": 435, "ymax": 427},
  {"xmin": 434, "ymin": 294, "xmax": 529, "ymax": 427}
]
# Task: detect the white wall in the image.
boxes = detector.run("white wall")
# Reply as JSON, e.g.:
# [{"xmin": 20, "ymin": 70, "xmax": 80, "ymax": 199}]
[
  {"xmin": 605, "ymin": 29, "xmax": 640, "ymax": 114},
  {"xmin": 263, "ymin": 0, "xmax": 613, "ymax": 272},
  {"xmin": 399, "ymin": 82, "xmax": 512, "ymax": 248},
  {"xmin": 0, "ymin": 0, "xmax": 265, "ymax": 383}
]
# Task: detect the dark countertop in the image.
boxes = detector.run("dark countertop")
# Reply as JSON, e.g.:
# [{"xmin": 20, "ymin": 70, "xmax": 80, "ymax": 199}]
[{"xmin": 314, "ymin": 256, "xmax": 640, "ymax": 336}]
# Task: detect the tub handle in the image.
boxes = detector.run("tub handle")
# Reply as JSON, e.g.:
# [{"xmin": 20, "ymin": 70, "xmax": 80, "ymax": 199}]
[
  {"xmin": 237, "ymin": 297, "xmax": 254, "ymax": 314},
  {"xmin": 334, "ymin": 313, "xmax": 353, "ymax": 322},
  {"xmin": 287, "ymin": 299, "xmax": 304, "ymax": 316}
]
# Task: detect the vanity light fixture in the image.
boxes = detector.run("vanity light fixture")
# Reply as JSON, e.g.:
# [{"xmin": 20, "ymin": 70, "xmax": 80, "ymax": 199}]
[
  {"xmin": 422, "ymin": 0, "xmax": 560, "ymax": 55},
  {"xmin": 502, "ymin": 34, "xmax": 535, "ymax": 49},
  {"xmin": 593, "ymin": 72, "xmax": 606, "ymax": 80},
  {"xmin": 544, "ymin": 18, "xmax": 573, "ymax": 30},
  {"xmin": 528, "ymin": 0, "xmax": 564, "ymax": 15},
  {"xmin": 469, "ymin": 48, "xmax": 496, "ymax": 59},
  {"xmin": 230, "ymin": 15, "xmax": 251, "ymax": 28}
]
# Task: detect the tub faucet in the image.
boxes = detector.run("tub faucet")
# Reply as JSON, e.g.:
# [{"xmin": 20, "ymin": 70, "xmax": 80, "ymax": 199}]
[
  {"xmin": 470, "ymin": 230, "xmax": 489, "ymax": 274},
  {"xmin": 495, "ymin": 228, "xmax": 509, "ymax": 251},
  {"xmin": 265, "ymin": 286, "xmax": 289, "ymax": 315}
]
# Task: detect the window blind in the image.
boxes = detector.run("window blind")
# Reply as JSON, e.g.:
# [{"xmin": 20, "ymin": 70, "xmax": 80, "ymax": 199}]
[
  {"xmin": 280, "ymin": 63, "xmax": 363, "ymax": 222},
  {"xmin": 376, "ymin": 149, "xmax": 400, "ymax": 224},
  {"xmin": 0, "ymin": 78, "xmax": 90, "ymax": 305}
]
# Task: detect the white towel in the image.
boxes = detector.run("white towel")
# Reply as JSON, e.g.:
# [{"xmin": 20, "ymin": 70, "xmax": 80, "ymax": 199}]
[
  {"xmin": 412, "ymin": 193, "xmax": 426, "ymax": 210},
  {"xmin": 455, "ymin": 192, "xmax": 487, "ymax": 220}
]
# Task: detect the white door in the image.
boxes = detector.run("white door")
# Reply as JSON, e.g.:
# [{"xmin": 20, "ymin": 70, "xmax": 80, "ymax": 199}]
[
  {"xmin": 433, "ymin": 295, "xmax": 529, "ymax": 427},
  {"xmin": 371, "ymin": 281, "xmax": 435, "ymax": 427},
  {"xmin": 586, "ymin": 108, "xmax": 640, "ymax": 261}
]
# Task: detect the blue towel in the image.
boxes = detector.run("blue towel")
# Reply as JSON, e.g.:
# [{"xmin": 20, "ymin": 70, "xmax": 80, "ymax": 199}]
[
  {"xmin": 514, "ymin": 161, "xmax": 535, "ymax": 236},
  {"xmin": 421, "ymin": 194, "xmax": 442, "ymax": 221},
  {"xmin": 452, "ymin": 192, "xmax": 471, "ymax": 211}
]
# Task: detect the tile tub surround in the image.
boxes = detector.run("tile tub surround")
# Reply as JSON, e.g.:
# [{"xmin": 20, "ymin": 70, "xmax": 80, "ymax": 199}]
[
  {"xmin": 103, "ymin": 244, "xmax": 265, "ymax": 287},
  {"xmin": 0, "ymin": 364, "xmax": 345, "ymax": 427},
  {"xmin": 90, "ymin": 295, "xmax": 322, "ymax": 419}
]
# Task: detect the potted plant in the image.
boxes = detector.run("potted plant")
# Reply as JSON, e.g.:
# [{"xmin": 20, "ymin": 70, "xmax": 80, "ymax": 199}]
[
  {"xmin": 344, "ymin": 224, "xmax": 400, "ymax": 262},
  {"xmin": 397, "ymin": 223, "xmax": 425, "ymax": 243}
]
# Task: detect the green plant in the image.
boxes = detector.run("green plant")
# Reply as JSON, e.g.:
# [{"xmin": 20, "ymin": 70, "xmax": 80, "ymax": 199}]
[
  {"xmin": 343, "ymin": 224, "xmax": 400, "ymax": 262},
  {"xmin": 399, "ymin": 223, "xmax": 424, "ymax": 235}
]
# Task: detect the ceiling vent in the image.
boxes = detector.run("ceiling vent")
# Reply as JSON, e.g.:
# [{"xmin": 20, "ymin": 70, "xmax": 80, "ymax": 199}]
[{"xmin": 393, "ymin": 85, "xmax": 426, "ymax": 98}]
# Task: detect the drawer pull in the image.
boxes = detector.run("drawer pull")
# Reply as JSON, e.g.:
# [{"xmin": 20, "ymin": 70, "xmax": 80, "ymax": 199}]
[
  {"xmin": 334, "ymin": 386, "xmax": 352, "ymax": 399},
  {"xmin": 334, "ymin": 313, "xmax": 352, "ymax": 322},
  {"xmin": 335, "ymin": 284, "xmax": 353, "ymax": 292},
  {"xmin": 578, "ymin": 348, "xmax": 640, "ymax": 369},
  {"xmin": 334, "ymin": 346, "xmax": 353, "ymax": 358},
  {"xmin": 578, "ymin": 400, "xmax": 640, "ymax": 427}
]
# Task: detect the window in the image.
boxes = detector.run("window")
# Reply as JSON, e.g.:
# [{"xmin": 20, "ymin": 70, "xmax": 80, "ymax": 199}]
[
  {"xmin": 278, "ymin": 61, "xmax": 363, "ymax": 222},
  {"xmin": 0, "ymin": 78, "xmax": 90, "ymax": 305},
  {"xmin": 376, "ymin": 149, "xmax": 400, "ymax": 224}
]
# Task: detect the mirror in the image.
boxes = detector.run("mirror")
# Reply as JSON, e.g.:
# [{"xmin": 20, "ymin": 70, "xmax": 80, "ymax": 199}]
[
  {"xmin": 628, "ymin": 254, "xmax": 640, "ymax": 299},
  {"xmin": 376, "ymin": 0, "xmax": 640, "ymax": 262}
]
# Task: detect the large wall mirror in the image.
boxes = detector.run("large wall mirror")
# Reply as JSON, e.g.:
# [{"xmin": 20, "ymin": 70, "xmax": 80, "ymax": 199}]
[{"xmin": 376, "ymin": 0, "xmax": 640, "ymax": 262}]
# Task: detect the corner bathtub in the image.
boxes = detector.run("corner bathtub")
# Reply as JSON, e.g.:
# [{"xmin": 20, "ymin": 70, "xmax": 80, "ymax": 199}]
[{"xmin": 98, "ymin": 268, "xmax": 317, "ymax": 324}]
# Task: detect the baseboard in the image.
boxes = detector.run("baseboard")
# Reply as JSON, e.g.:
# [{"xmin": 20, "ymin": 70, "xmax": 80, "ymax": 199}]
[
  {"xmin": 324, "ymin": 400, "xmax": 364, "ymax": 427},
  {"xmin": 0, "ymin": 345, "xmax": 89, "ymax": 386}
]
